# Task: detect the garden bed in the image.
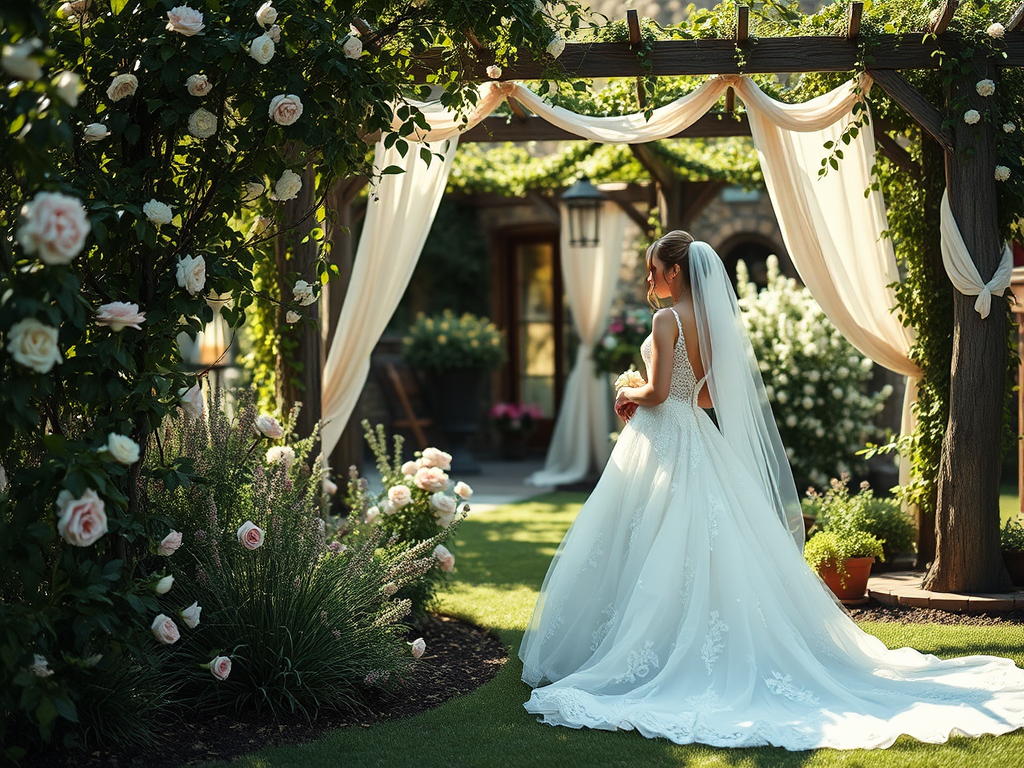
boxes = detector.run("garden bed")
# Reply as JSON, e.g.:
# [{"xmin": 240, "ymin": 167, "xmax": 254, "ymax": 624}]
[
  {"xmin": 848, "ymin": 599, "xmax": 1024, "ymax": 625},
  {"xmin": 25, "ymin": 614, "xmax": 506, "ymax": 768}
]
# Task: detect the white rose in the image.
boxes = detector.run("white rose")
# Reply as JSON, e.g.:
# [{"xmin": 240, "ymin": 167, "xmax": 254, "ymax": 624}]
[
  {"xmin": 209, "ymin": 655, "xmax": 231, "ymax": 681},
  {"xmin": 270, "ymin": 169, "xmax": 302, "ymax": 201},
  {"xmin": 430, "ymin": 492, "xmax": 457, "ymax": 515},
  {"xmin": 776, "ymin": 391, "xmax": 789, "ymax": 404},
  {"xmin": 546, "ymin": 35, "xmax": 565, "ymax": 59},
  {"xmin": 254, "ymin": 414, "xmax": 284, "ymax": 439},
  {"xmin": 987, "ymin": 22, "xmax": 1005, "ymax": 38},
  {"xmin": 388, "ymin": 485, "xmax": 412, "ymax": 508},
  {"xmin": 342, "ymin": 36, "xmax": 362, "ymax": 59},
  {"xmin": 179, "ymin": 601, "xmax": 201, "ymax": 628},
  {"xmin": 785, "ymin": 414, "xmax": 798, "ymax": 428},
  {"xmin": 56, "ymin": 488, "xmax": 107, "ymax": 547},
  {"xmin": 269, "ymin": 93, "xmax": 303, "ymax": 126},
  {"xmin": 30, "ymin": 654, "xmax": 54, "ymax": 677},
  {"xmin": 1, "ymin": 38, "xmax": 43, "ymax": 81},
  {"xmin": 285, "ymin": 310, "xmax": 301, "ymax": 324},
  {"xmin": 157, "ymin": 530, "xmax": 182, "ymax": 556},
  {"xmin": 963, "ymin": 109, "xmax": 980, "ymax": 125},
  {"xmin": 237, "ymin": 520, "xmax": 265, "ymax": 550},
  {"xmin": 176, "ymin": 254, "xmax": 206, "ymax": 295},
  {"xmin": 365, "ymin": 505, "xmax": 380, "ymax": 524},
  {"xmin": 421, "ymin": 447, "xmax": 453, "ymax": 470},
  {"xmin": 266, "ymin": 445, "xmax": 296, "ymax": 470},
  {"xmin": 7, "ymin": 317, "xmax": 63, "ymax": 374},
  {"xmin": 267, "ymin": 24, "xmax": 281, "ymax": 43},
  {"xmin": 292, "ymin": 279, "xmax": 316, "ymax": 306},
  {"xmin": 995, "ymin": 166, "xmax": 1010, "ymax": 182},
  {"xmin": 801, "ymin": 397, "xmax": 814, "ymax": 410},
  {"xmin": 154, "ymin": 575, "xmax": 174, "ymax": 594},
  {"xmin": 976, "ymin": 79, "xmax": 995, "ymax": 97},
  {"xmin": 178, "ymin": 383, "xmax": 205, "ymax": 419},
  {"xmin": 410, "ymin": 637, "xmax": 426, "ymax": 659},
  {"xmin": 401, "ymin": 461, "xmax": 419, "ymax": 476},
  {"xmin": 256, "ymin": 2, "xmax": 278, "ymax": 28},
  {"xmin": 106, "ymin": 73, "xmax": 138, "ymax": 102},
  {"xmin": 166, "ymin": 5, "xmax": 205, "ymax": 36},
  {"xmin": 486, "ymin": 64, "xmax": 502, "ymax": 79},
  {"xmin": 17, "ymin": 191, "xmax": 90, "ymax": 265},
  {"xmin": 1005, "ymin": 122, "xmax": 1017, "ymax": 133},
  {"xmin": 143, "ymin": 199, "xmax": 174, "ymax": 228},
  {"xmin": 453, "ymin": 481, "xmax": 473, "ymax": 500},
  {"xmin": 433, "ymin": 543, "xmax": 455, "ymax": 572},
  {"xmin": 815, "ymin": 426, "xmax": 826, "ymax": 438},
  {"xmin": 250, "ymin": 34, "xmax": 276, "ymax": 65},
  {"xmin": 185, "ymin": 74, "xmax": 212, "ymax": 97},
  {"xmin": 95, "ymin": 301, "xmax": 146, "ymax": 332},
  {"xmin": 150, "ymin": 614, "xmax": 180, "ymax": 644},
  {"xmin": 106, "ymin": 433, "xmax": 140, "ymax": 465},
  {"xmin": 83, "ymin": 123, "xmax": 110, "ymax": 142},
  {"xmin": 187, "ymin": 108, "xmax": 217, "ymax": 139},
  {"xmin": 52, "ymin": 71, "xmax": 81, "ymax": 106}
]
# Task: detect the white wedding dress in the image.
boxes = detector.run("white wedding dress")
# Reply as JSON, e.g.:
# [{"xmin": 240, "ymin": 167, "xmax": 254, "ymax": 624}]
[{"xmin": 519, "ymin": 307, "xmax": 1024, "ymax": 750}]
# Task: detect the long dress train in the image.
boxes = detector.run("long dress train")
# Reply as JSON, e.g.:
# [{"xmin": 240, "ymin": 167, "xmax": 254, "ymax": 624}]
[{"xmin": 518, "ymin": 307, "xmax": 1024, "ymax": 750}]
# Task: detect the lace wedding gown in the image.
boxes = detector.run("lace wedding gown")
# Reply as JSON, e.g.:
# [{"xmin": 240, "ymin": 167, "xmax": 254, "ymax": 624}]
[{"xmin": 519, "ymin": 307, "xmax": 1024, "ymax": 750}]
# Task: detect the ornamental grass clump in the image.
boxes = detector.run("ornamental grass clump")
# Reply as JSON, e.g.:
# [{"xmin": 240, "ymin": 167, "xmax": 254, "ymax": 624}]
[
  {"xmin": 735, "ymin": 256, "xmax": 893, "ymax": 487},
  {"xmin": 144, "ymin": 393, "xmax": 431, "ymax": 718},
  {"xmin": 402, "ymin": 310, "xmax": 506, "ymax": 373}
]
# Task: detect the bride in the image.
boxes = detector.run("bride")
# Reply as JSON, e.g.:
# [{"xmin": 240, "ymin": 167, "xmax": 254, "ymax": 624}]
[{"xmin": 518, "ymin": 231, "xmax": 1024, "ymax": 750}]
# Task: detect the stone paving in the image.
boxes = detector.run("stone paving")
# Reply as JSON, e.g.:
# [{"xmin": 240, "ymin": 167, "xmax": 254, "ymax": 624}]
[{"xmin": 869, "ymin": 571, "xmax": 1024, "ymax": 612}]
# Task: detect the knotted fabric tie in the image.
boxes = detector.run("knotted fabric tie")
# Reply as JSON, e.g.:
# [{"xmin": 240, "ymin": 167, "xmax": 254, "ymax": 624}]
[{"xmin": 940, "ymin": 190, "xmax": 1013, "ymax": 319}]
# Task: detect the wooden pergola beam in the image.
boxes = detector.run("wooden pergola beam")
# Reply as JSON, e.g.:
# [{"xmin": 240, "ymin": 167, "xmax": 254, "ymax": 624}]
[
  {"xmin": 456, "ymin": 112, "xmax": 752, "ymax": 143},
  {"xmin": 410, "ymin": 33, "xmax": 1024, "ymax": 81},
  {"xmin": 870, "ymin": 69, "xmax": 954, "ymax": 153},
  {"xmin": 927, "ymin": 0, "xmax": 958, "ymax": 35},
  {"xmin": 1009, "ymin": 1, "xmax": 1024, "ymax": 31}
]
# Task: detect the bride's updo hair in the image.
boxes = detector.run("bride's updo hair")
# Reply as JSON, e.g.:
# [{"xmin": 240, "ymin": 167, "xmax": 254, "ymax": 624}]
[{"xmin": 645, "ymin": 230, "xmax": 695, "ymax": 310}]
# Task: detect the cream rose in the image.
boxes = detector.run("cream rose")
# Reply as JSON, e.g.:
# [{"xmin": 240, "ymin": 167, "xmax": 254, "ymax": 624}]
[
  {"xmin": 963, "ymin": 109, "xmax": 980, "ymax": 125},
  {"xmin": 414, "ymin": 466, "xmax": 449, "ymax": 493},
  {"xmin": 178, "ymin": 383, "xmax": 205, "ymax": 419},
  {"xmin": 433, "ymin": 544, "xmax": 455, "ymax": 572},
  {"xmin": 486, "ymin": 64, "xmax": 502, "ymax": 79},
  {"xmin": 176, "ymin": 254, "xmax": 206, "ymax": 295},
  {"xmin": 410, "ymin": 637, "xmax": 426, "ymax": 659},
  {"xmin": 1, "ymin": 38, "xmax": 43, "ymax": 81},
  {"xmin": 158, "ymin": 530, "xmax": 182, "ymax": 556},
  {"xmin": 976, "ymin": 79, "xmax": 996, "ymax": 97},
  {"xmin": 180, "ymin": 601, "xmax": 201, "ymax": 628},
  {"xmin": 1005, "ymin": 122, "xmax": 1017, "ymax": 133},
  {"xmin": 53, "ymin": 71, "xmax": 81, "ymax": 106},
  {"xmin": 243, "ymin": 180, "xmax": 266, "ymax": 202},
  {"xmin": 17, "ymin": 191, "xmax": 90, "ymax": 265},
  {"xmin": 987, "ymin": 22, "xmax": 1005, "ymax": 38},
  {"xmin": 187, "ymin": 108, "xmax": 217, "ymax": 139},
  {"xmin": 56, "ymin": 488, "xmax": 107, "ymax": 547},
  {"xmin": 237, "ymin": 520, "xmax": 265, "ymax": 550},
  {"xmin": 420, "ymin": 447, "xmax": 452, "ymax": 470},
  {"xmin": 285, "ymin": 310, "xmax": 301, "ymax": 324},
  {"xmin": 7, "ymin": 317, "xmax": 63, "ymax": 374},
  {"xmin": 254, "ymin": 414, "xmax": 284, "ymax": 439},
  {"xmin": 166, "ymin": 5, "xmax": 204, "ymax": 36},
  {"xmin": 154, "ymin": 575, "xmax": 174, "ymax": 594},
  {"xmin": 143, "ymin": 199, "xmax": 174, "ymax": 228},
  {"xmin": 266, "ymin": 445, "xmax": 295, "ymax": 470},
  {"xmin": 388, "ymin": 485, "xmax": 412, "ymax": 508},
  {"xmin": 546, "ymin": 35, "xmax": 565, "ymax": 59},
  {"xmin": 256, "ymin": 2, "xmax": 278, "ymax": 28},
  {"xmin": 995, "ymin": 165, "xmax": 1011, "ymax": 182},
  {"xmin": 341, "ymin": 35, "xmax": 362, "ymax": 59},
  {"xmin": 30, "ymin": 654, "xmax": 54, "ymax": 677},
  {"xmin": 292, "ymin": 279, "xmax": 316, "ymax": 306},
  {"xmin": 430, "ymin": 492, "xmax": 457, "ymax": 516},
  {"xmin": 185, "ymin": 74, "xmax": 212, "ymax": 97},
  {"xmin": 250, "ymin": 34, "xmax": 275, "ymax": 65},
  {"xmin": 83, "ymin": 123, "xmax": 110, "ymax": 142},
  {"xmin": 106, "ymin": 433, "xmax": 140, "ymax": 464},
  {"xmin": 453, "ymin": 481, "xmax": 473, "ymax": 500},
  {"xmin": 95, "ymin": 301, "xmax": 146, "ymax": 332},
  {"xmin": 401, "ymin": 461, "xmax": 419, "ymax": 476},
  {"xmin": 269, "ymin": 94, "xmax": 303, "ymax": 126},
  {"xmin": 270, "ymin": 169, "xmax": 302, "ymax": 201},
  {"xmin": 209, "ymin": 655, "xmax": 232, "ymax": 681},
  {"xmin": 106, "ymin": 73, "xmax": 138, "ymax": 102},
  {"xmin": 365, "ymin": 505, "xmax": 380, "ymax": 523},
  {"xmin": 151, "ymin": 614, "xmax": 180, "ymax": 644}
]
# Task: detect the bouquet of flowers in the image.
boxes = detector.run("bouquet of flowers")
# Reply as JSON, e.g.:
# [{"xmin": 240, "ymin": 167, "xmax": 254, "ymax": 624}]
[
  {"xmin": 489, "ymin": 402, "xmax": 544, "ymax": 433},
  {"xmin": 614, "ymin": 366, "xmax": 645, "ymax": 392},
  {"xmin": 592, "ymin": 309, "xmax": 652, "ymax": 374}
]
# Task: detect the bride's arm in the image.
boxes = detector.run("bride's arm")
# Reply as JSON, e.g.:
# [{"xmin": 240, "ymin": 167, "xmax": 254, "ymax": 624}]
[{"xmin": 621, "ymin": 310, "xmax": 675, "ymax": 407}]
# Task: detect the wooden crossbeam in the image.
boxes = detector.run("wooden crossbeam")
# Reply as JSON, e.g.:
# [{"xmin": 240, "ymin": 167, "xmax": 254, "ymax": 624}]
[
  {"xmin": 927, "ymin": 0, "xmax": 958, "ymax": 35},
  {"xmin": 870, "ymin": 69, "xmax": 954, "ymax": 153},
  {"xmin": 457, "ymin": 112, "xmax": 752, "ymax": 142},
  {"xmin": 1010, "ymin": 2, "xmax": 1024, "ymax": 32},
  {"xmin": 627, "ymin": 10, "xmax": 647, "ymax": 111},
  {"xmin": 848, "ymin": 2, "xmax": 863, "ymax": 39}
]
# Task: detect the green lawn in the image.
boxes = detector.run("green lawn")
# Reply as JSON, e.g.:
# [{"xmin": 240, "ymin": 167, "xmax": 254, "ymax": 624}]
[
  {"xmin": 208, "ymin": 493, "xmax": 1024, "ymax": 768},
  {"xmin": 1000, "ymin": 483, "xmax": 1021, "ymax": 527}
]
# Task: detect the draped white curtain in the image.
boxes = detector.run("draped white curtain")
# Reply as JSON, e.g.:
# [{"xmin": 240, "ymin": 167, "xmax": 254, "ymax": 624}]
[{"xmin": 526, "ymin": 203, "xmax": 627, "ymax": 486}]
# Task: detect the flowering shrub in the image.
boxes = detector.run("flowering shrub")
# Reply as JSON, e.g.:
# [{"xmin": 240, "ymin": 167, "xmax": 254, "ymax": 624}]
[
  {"xmin": 735, "ymin": 256, "xmax": 893, "ymax": 487},
  {"xmin": 342, "ymin": 421, "xmax": 469, "ymax": 618},
  {"xmin": 592, "ymin": 309, "xmax": 652, "ymax": 374},
  {"xmin": 489, "ymin": 402, "xmax": 543, "ymax": 433},
  {"xmin": 402, "ymin": 310, "xmax": 506, "ymax": 373}
]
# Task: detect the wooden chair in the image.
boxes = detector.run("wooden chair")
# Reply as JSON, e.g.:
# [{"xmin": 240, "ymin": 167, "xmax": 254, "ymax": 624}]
[{"xmin": 381, "ymin": 362, "xmax": 433, "ymax": 451}]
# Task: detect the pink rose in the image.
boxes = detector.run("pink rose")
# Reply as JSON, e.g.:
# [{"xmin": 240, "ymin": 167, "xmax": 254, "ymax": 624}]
[
  {"xmin": 453, "ymin": 481, "xmax": 473, "ymax": 500},
  {"xmin": 56, "ymin": 489, "xmax": 107, "ymax": 547},
  {"xmin": 16, "ymin": 191, "xmax": 90, "ymax": 265},
  {"xmin": 420, "ymin": 447, "xmax": 452, "ymax": 470},
  {"xmin": 237, "ymin": 520, "xmax": 264, "ymax": 550},
  {"xmin": 254, "ymin": 414, "xmax": 284, "ymax": 439},
  {"xmin": 269, "ymin": 94, "xmax": 303, "ymax": 126},
  {"xmin": 433, "ymin": 544, "xmax": 455, "ymax": 572},
  {"xmin": 151, "ymin": 614, "xmax": 180, "ymax": 644},
  {"xmin": 209, "ymin": 655, "xmax": 231, "ymax": 681},
  {"xmin": 388, "ymin": 485, "xmax": 412, "ymax": 508},
  {"xmin": 401, "ymin": 461, "xmax": 419, "ymax": 476},
  {"xmin": 95, "ymin": 301, "xmax": 146, "ymax": 332},
  {"xmin": 185, "ymin": 74, "xmax": 212, "ymax": 97},
  {"xmin": 414, "ymin": 466, "xmax": 449, "ymax": 493},
  {"xmin": 166, "ymin": 5, "xmax": 204, "ymax": 36},
  {"xmin": 157, "ymin": 530, "xmax": 182, "ymax": 556},
  {"xmin": 411, "ymin": 637, "xmax": 426, "ymax": 659}
]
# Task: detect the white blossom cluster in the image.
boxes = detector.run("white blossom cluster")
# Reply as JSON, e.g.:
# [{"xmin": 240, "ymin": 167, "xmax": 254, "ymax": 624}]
[{"xmin": 735, "ymin": 255, "xmax": 893, "ymax": 487}]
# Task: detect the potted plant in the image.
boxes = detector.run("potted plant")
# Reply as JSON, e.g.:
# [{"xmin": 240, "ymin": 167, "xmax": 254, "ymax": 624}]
[
  {"xmin": 402, "ymin": 310, "xmax": 506, "ymax": 474},
  {"xmin": 489, "ymin": 402, "xmax": 543, "ymax": 459},
  {"xmin": 803, "ymin": 529, "xmax": 885, "ymax": 604},
  {"xmin": 1001, "ymin": 516, "xmax": 1024, "ymax": 586}
]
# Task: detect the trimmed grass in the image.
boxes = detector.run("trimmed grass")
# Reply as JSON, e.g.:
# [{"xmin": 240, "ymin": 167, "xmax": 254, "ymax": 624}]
[
  {"xmin": 207, "ymin": 492, "xmax": 1024, "ymax": 768},
  {"xmin": 1000, "ymin": 483, "xmax": 1021, "ymax": 527}
]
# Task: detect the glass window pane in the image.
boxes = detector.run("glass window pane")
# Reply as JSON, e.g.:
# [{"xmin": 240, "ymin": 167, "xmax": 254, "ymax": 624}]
[
  {"xmin": 518, "ymin": 243, "xmax": 554, "ymax": 322},
  {"xmin": 521, "ymin": 376, "xmax": 554, "ymax": 418}
]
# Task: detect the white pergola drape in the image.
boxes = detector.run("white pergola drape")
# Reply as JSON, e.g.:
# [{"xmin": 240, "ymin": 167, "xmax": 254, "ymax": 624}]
[{"xmin": 322, "ymin": 74, "xmax": 1003, "ymax": 495}]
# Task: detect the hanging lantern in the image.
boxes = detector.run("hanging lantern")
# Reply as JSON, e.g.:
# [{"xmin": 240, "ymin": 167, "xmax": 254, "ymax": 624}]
[{"xmin": 561, "ymin": 176, "xmax": 606, "ymax": 247}]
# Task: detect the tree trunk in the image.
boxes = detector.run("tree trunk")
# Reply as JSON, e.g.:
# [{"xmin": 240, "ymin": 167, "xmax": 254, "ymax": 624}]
[
  {"xmin": 924, "ymin": 53, "xmax": 1012, "ymax": 592},
  {"xmin": 274, "ymin": 164, "xmax": 322, "ymax": 441}
]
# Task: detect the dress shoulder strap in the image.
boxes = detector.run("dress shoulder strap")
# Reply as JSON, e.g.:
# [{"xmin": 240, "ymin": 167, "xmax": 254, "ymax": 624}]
[{"xmin": 668, "ymin": 307, "xmax": 684, "ymax": 348}]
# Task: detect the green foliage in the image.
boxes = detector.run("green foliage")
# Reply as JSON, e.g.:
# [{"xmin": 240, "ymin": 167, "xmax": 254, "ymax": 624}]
[
  {"xmin": 1002, "ymin": 515, "xmax": 1024, "ymax": 554},
  {"xmin": 804, "ymin": 474, "xmax": 917, "ymax": 561},
  {"xmin": 592, "ymin": 309, "xmax": 652, "ymax": 374},
  {"xmin": 803, "ymin": 529, "xmax": 885, "ymax": 586},
  {"xmin": 402, "ymin": 309, "xmax": 507, "ymax": 373}
]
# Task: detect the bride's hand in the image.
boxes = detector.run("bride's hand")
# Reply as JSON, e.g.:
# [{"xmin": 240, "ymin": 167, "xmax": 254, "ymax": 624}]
[{"xmin": 614, "ymin": 390, "xmax": 637, "ymax": 423}]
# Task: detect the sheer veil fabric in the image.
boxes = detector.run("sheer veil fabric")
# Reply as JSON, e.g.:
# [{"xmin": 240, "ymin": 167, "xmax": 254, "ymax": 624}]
[{"xmin": 518, "ymin": 245, "xmax": 1024, "ymax": 750}]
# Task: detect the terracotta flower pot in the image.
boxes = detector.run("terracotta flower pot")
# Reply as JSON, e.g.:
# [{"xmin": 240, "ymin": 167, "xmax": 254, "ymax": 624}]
[
  {"xmin": 818, "ymin": 556, "xmax": 876, "ymax": 604},
  {"xmin": 1003, "ymin": 551, "xmax": 1024, "ymax": 587}
]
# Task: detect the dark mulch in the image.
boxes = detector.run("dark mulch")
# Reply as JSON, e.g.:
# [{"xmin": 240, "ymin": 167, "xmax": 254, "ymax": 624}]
[
  {"xmin": 848, "ymin": 598, "xmax": 1024, "ymax": 625},
  {"xmin": 24, "ymin": 614, "xmax": 507, "ymax": 768}
]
